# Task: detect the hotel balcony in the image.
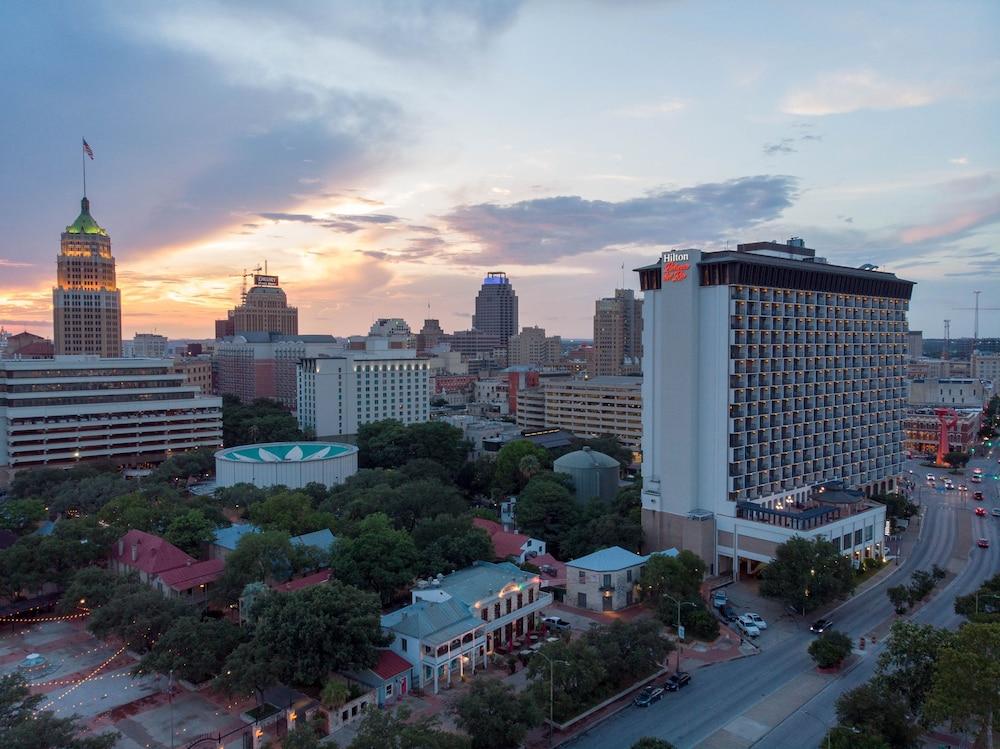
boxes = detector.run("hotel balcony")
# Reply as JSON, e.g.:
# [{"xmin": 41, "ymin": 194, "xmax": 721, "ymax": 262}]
[{"xmin": 735, "ymin": 481, "xmax": 884, "ymax": 532}]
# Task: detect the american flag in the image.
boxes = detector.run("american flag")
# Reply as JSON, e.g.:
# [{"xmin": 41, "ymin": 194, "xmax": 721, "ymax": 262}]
[{"xmin": 82, "ymin": 139, "xmax": 94, "ymax": 159}]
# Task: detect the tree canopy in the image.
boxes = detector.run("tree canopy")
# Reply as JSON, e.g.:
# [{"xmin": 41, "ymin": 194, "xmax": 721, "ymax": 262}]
[
  {"xmin": 357, "ymin": 419, "xmax": 469, "ymax": 476},
  {"xmin": 135, "ymin": 616, "xmax": 242, "ymax": 684},
  {"xmin": 218, "ymin": 582, "xmax": 389, "ymax": 693},
  {"xmin": 223, "ymin": 395, "xmax": 303, "ymax": 446},
  {"xmin": 0, "ymin": 673, "xmax": 118, "ymax": 749},
  {"xmin": 452, "ymin": 678, "xmax": 541, "ymax": 749},
  {"xmin": 349, "ymin": 705, "xmax": 470, "ymax": 749},
  {"xmin": 412, "ymin": 514, "xmax": 494, "ymax": 576},
  {"xmin": 492, "ymin": 440, "xmax": 551, "ymax": 495},
  {"xmin": 164, "ymin": 509, "xmax": 218, "ymax": 555},
  {"xmin": 330, "ymin": 513, "xmax": 418, "ymax": 605},
  {"xmin": 834, "ymin": 680, "xmax": 921, "ymax": 749},
  {"xmin": 247, "ymin": 490, "xmax": 336, "ymax": 536},
  {"xmin": 759, "ymin": 536, "xmax": 856, "ymax": 613},
  {"xmin": 876, "ymin": 620, "xmax": 954, "ymax": 717},
  {"xmin": 513, "ymin": 473, "xmax": 579, "ymax": 557}
]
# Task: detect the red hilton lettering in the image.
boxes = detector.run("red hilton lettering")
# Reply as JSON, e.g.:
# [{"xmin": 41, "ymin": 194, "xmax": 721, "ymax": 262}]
[{"xmin": 662, "ymin": 262, "xmax": 690, "ymax": 282}]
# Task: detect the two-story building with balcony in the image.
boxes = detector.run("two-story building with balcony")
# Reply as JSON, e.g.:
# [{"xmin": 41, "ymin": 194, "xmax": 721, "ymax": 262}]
[
  {"xmin": 380, "ymin": 598, "xmax": 486, "ymax": 694},
  {"xmin": 566, "ymin": 546, "xmax": 677, "ymax": 612}
]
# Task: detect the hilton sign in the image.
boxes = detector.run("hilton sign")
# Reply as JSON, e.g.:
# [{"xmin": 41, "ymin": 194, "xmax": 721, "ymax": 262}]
[{"xmin": 660, "ymin": 251, "xmax": 690, "ymax": 282}]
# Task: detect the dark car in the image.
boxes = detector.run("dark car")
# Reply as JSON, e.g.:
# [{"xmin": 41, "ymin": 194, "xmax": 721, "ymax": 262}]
[
  {"xmin": 633, "ymin": 685, "xmax": 664, "ymax": 707},
  {"xmin": 810, "ymin": 618, "xmax": 834, "ymax": 634},
  {"xmin": 719, "ymin": 604, "xmax": 737, "ymax": 622},
  {"xmin": 663, "ymin": 671, "xmax": 691, "ymax": 691},
  {"xmin": 973, "ymin": 492, "xmax": 984, "ymax": 501}
]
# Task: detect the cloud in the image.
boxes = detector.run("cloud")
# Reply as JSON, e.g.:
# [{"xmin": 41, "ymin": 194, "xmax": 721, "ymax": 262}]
[
  {"xmin": 257, "ymin": 211, "xmax": 401, "ymax": 234},
  {"xmin": 949, "ymin": 156, "xmax": 969, "ymax": 165},
  {"xmin": 781, "ymin": 70, "xmax": 936, "ymax": 116},
  {"xmin": 899, "ymin": 196, "xmax": 1000, "ymax": 244},
  {"xmin": 0, "ymin": 259, "xmax": 34, "ymax": 268},
  {"xmin": 442, "ymin": 175, "xmax": 798, "ymax": 264},
  {"xmin": 763, "ymin": 138, "xmax": 797, "ymax": 156},
  {"xmin": 613, "ymin": 98, "xmax": 688, "ymax": 118}
]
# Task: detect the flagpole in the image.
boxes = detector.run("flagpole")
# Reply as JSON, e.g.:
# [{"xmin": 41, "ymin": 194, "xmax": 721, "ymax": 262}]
[{"xmin": 81, "ymin": 138, "xmax": 87, "ymax": 198}]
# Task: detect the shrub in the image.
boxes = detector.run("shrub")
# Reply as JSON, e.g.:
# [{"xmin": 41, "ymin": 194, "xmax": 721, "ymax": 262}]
[{"xmin": 808, "ymin": 631, "xmax": 853, "ymax": 669}]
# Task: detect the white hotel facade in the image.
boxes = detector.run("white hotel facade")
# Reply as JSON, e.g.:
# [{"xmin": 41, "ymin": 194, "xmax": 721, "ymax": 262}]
[
  {"xmin": 638, "ymin": 240, "xmax": 913, "ymax": 577},
  {"xmin": 297, "ymin": 341, "xmax": 430, "ymax": 438},
  {"xmin": 0, "ymin": 357, "xmax": 223, "ymax": 487}
]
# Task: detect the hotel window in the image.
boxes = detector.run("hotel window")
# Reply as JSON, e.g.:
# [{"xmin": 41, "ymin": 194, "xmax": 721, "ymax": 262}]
[
  {"xmin": 517, "ymin": 593, "xmax": 523, "ymax": 609},
  {"xmin": 505, "ymin": 598, "xmax": 512, "ymax": 615},
  {"xmin": 494, "ymin": 603, "xmax": 500, "ymax": 619},
  {"xmin": 528, "ymin": 589, "xmax": 534, "ymax": 604}
]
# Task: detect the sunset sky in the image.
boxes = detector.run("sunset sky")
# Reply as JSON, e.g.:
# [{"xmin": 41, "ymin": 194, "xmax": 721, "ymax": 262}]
[{"xmin": 1, "ymin": 1, "xmax": 998, "ymax": 341}]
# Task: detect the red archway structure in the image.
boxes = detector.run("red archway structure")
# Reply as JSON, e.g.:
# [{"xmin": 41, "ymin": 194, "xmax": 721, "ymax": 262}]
[{"xmin": 934, "ymin": 408, "xmax": 959, "ymax": 467}]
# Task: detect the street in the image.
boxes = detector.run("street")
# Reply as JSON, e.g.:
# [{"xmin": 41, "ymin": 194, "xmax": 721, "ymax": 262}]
[{"xmin": 568, "ymin": 449, "xmax": 1000, "ymax": 749}]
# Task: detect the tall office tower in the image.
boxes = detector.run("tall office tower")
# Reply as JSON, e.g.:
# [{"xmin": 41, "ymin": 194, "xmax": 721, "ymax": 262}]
[
  {"xmin": 638, "ymin": 239, "xmax": 912, "ymax": 575},
  {"xmin": 472, "ymin": 272, "xmax": 518, "ymax": 341},
  {"xmin": 215, "ymin": 273, "xmax": 298, "ymax": 337},
  {"xmin": 593, "ymin": 289, "xmax": 643, "ymax": 377},
  {"xmin": 53, "ymin": 197, "xmax": 122, "ymax": 357}
]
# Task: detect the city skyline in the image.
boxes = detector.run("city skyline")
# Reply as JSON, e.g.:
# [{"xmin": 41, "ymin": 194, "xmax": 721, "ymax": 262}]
[{"xmin": 2, "ymin": 2, "xmax": 999, "ymax": 340}]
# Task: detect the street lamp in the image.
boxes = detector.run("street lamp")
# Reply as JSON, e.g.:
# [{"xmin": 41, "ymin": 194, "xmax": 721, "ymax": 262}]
[
  {"xmin": 662, "ymin": 593, "xmax": 698, "ymax": 674},
  {"xmin": 534, "ymin": 650, "xmax": 568, "ymax": 748}
]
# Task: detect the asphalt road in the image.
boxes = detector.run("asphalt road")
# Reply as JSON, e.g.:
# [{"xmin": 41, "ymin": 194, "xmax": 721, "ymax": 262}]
[{"xmin": 568, "ymin": 451, "xmax": 1000, "ymax": 749}]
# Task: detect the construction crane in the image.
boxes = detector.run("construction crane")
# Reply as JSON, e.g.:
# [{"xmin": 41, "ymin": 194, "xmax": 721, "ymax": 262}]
[
  {"xmin": 231, "ymin": 265, "xmax": 263, "ymax": 302},
  {"xmin": 934, "ymin": 408, "xmax": 959, "ymax": 466},
  {"xmin": 953, "ymin": 290, "xmax": 1000, "ymax": 354}
]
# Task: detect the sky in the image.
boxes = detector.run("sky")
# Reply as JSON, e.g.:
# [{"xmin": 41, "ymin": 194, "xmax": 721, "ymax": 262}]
[{"xmin": 1, "ymin": 1, "xmax": 998, "ymax": 340}]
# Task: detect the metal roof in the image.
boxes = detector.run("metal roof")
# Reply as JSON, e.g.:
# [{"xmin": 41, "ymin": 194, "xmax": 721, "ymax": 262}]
[
  {"xmin": 567, "ymin": 545, "xmax": 678, "ymax": 572},
  {"xmin": 216, "ymin": 442, "xmax": 356, "ymax": 463}
]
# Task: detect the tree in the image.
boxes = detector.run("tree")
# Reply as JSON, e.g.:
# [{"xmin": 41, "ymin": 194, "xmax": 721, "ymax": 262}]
[
  {"xmin": 216, "ymin": 529, "xmax": 296, "ymax": 601},
  {"xmin": 835, "ymin": 680, "xmax": 921, "ymax": 748},
  {"xmin": 0, "ymin": 499, "xmax": 46, "ymax": 534},
  {"xmin": 0, "ymin": 673, "xmax": 118, "ymax": 749},
  {"xmin": 582, "ymin": 619, "xmax": 674, "ymax": 689},
  {"xmin": 357, "ymin": 420, "xmax": 469, "ymax": 476},
  {"xmin": 456, "ymin": 455, "xmax": 497, "ymax": 498},
  {"xmin": 560, "ymin": 497, "xmax": 643, "ymax": 559},
  {"xmin": 808, "ymin": 631, "xmax": 854, "ymax": 669},
  {"xmin": 513, "ymin": 474, "xmax": 579, "ymax": 556},
  {"xmin": 412, "ymin": 515, "xmax": 494, "ymax": 575},
  {"xmin": 49, "ymin": 473, "xmax": 132, "ymax": 515},
  {"xmin": 87, "ymin": 587, "xmax": 190, "ymax": 654},
  {"xmin": 876, "ymin": 620, "xmax": 954, "ymax": 718},
  {"xmin": 493, "ymin": 440, "xmax": 551, "ymax": 495},
  {"xmin": 943, "ymin": 451, "xmax": 970, "ymax": 469},
  {"xmin": 452, "ymin": 678, "xmax": 541, "ymax": 749},
  {"xmin": 954, "ymin": 573, "xmax": 1000, "ymax": 623},
  {"xmin": 135, "ymin": 616, "xmax": 242, "ymax": 684},
  {"xmin": 872, "ymin": 493, "xmax": 918, "ymax": 523},
  {"xmin": 925, "ymin": 623, "xmax": 1000, "ymax": 748},
  {"xmin": 222, "ymin": 395, "xmax": 303, "ymax": 446},
  {"xmin": 320, "ymin": 679, "xmax": 351, "ymax": 709},
  {"xmin": 759, "ymin": 536, "xmax": 855, "ymax": 613},
  {"xmin": 282, "ymin": 725, "xmax": 323, "ymax": 749},
  {"xmin": 887, "ymin": 585, "xmax": 910, "ymax": 615},
  {"xmin": 248, "ymin": 490, "xmax": 335, "ymax": 536},
  {"xmin": 639, "ymin": 551, "xmax": 705, "ymax": 602},
  {"xmin": 58, "ymin": 567, "xmax": 122, "ymax": 613},
  {"xmin": 631, "ymin": 740, "xmax": 678, "ymax": 749},
  {"xmin": 330, "ymin": 514, "xmax": 418, "ymax": 605},
  {"xmin": 350, "ymin": 705, "xmax": 470, "ymax": 749},
  {"xmin": 527, "ymin": 639, "xmax": 607, "ymax": 722},
  {"xmin": 821, "ymin": 728, "xmax": 889, "ymax": 749},
  {"xmin": 215, "ymin": 482, "xmax": 269, "ymax": 511},
  {"xmin": 261, "ymin": 582, "xmax": 387, "ymax": 683},
  {"xmin": 164, "ymin": 509, "xmax": 217, "ymax": 555}
]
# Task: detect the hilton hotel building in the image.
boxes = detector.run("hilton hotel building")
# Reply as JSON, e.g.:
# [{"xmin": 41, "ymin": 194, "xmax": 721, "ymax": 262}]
[{"xmin": 638, "ymin": 240, "xmax": 912, "ymax": 577}]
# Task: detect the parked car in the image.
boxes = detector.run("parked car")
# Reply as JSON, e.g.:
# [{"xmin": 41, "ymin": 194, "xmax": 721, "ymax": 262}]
[
  {"xmin": 976, "ymin": 507, "xmax": 987, "ymax": 517},
  {"xmin": 926, "ymin": 473, "xmax": 935, "ymax": 481},
  {"xmin": 973, "ymin": 492, "xmax": 985, "ymax": 501},
  {"xmin": 542, "ymin": 616, "xmax": 571, "ymax": 632},
  {"xmin": 743, "ymin": 612, "xmax": 767, "ymax": 630},
  {"xmin": 712, "ymin": 589, "xmax": 728, "ymax": 608},
  {"xmin": 663, "ymin": 671, "xmax": 691, "ymax": 691},
  {"xmin": 737, "ymin": 615, "xmax": 761, "ymax": 637},
  {"xmin": 978, "ymin": 538, "xmax": 991, "ymax": 549},
  {"xmin": 719, "ymin": 604, "xmax": 737, "ymax": 622},
  {"xmin": 971, "ymin": 475, "xmax": 983, "ymax": 484},
  {"xmin": 992, "ymin": 508, "xmax": 1000, "ymax": 518},
  {"xmin": 810, "ymin": 618, "xmax": 834, "ymax": 633},
  {"xmin": 633, "ymin": 685, "xmax": 664, "ymax": 707}
]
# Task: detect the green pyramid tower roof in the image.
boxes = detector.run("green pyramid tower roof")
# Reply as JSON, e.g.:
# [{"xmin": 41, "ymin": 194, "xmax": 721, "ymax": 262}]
[{"xmin": 65, "ymin": 197, "xmax": 108, "ymax": 236}]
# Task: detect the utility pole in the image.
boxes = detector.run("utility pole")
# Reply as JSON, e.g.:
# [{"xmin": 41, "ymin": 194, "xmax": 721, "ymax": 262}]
[{"xmin": 662, "ymin": 593, "xmax": 698, "ymax": 674}]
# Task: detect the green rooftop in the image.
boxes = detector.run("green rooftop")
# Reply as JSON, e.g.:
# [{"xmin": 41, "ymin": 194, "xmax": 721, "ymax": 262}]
[{"xmin": 65, "ymin": 197, "xmax": 108, "ymax": 236}]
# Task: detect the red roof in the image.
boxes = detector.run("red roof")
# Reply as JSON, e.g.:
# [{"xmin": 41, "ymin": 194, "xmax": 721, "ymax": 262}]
[
  {"xmin": 158, "ymin": 559, "xmax": 225, "ymax": 591},
  {"xmin": 472, "ymin": 517, "xmax": 530, "ymax": 559},
  {"xmin": 532, "ymin": 553, "xmax": 566, "ymax": 583},
  {"xmin": 112, "ymin": 530, "xmax": 194, "ymax": 576},
  {"xmin": 371, "ymin": 650, "xmax": 412, "ymax": 680},
  {"xmin": 269, "ymin": 570, "xmax": 331, "ymax": 593}
]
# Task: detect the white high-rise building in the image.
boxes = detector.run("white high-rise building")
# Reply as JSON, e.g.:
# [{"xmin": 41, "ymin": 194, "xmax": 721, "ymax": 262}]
[
  {"xmin": 0, "ymin": 357, "xmax": 223, "ymax": 487},
  {"xmin": 297, "ymin": 342, "xmax": 430, "ymax": 437},
  {"xmin": 638, "ymin": 240, "xmax": 912, "ymax": 576}
]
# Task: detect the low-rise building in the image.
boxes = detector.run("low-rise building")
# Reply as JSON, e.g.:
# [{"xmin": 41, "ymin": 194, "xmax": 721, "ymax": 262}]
[
  {"xmin": 908, "ymin": 377, "xmax": 986, "ymax": 408},
  {"xmin": 343, "ymin": 650, "xmax": 413, "ymax": 708},
  {"xmin": 973, "ymin": 351, "xmax": 1000, "ymax": 387},
  {"xmin": 110, "ymin": 529, "xmax": 223, "ymax": 604},
  {"xmin": 566, "ymin": 546, "xmax": 676, "ymax": 612},
  {"xmin": 904, "ymin": 407, "xmax": 982, "ymax": 456},
  {"xmin": 438, "ymin": 415, "xmax": 522, "ymax": 457},
  {"xmin": 472, "ymin": 518, "xmax": 546, "ymax": 563}
]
